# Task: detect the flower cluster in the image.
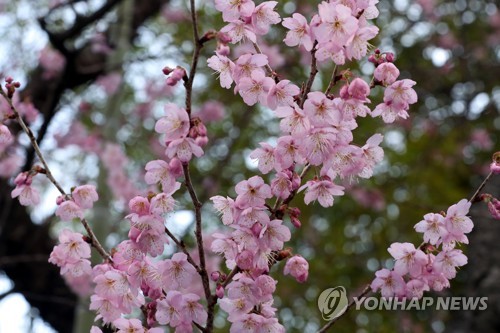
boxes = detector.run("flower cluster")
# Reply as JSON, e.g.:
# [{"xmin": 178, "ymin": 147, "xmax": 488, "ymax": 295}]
[
  {"xmin": 55, "ymin": 185, "xmax": 99, "ymax": 221},
  {"xmin": 371, "ymin": 199, "xmax": 472, "ymax": 298}
]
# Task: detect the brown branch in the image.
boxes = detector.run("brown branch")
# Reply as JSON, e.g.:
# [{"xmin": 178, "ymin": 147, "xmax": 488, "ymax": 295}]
[
  {"xmin": 469, "ymin": 170, "xmax": 493, "ymax": 202},
  {"xmin": 164, "ymin": 227, "xmax": 200, "ymax": 272},
  {"xmin": 0, "ymin": 88, "xmax": 111, "ymax": 261},
  {"xmin": 299, "ymin": 41, "xmax": 318, "ymax": 108}
]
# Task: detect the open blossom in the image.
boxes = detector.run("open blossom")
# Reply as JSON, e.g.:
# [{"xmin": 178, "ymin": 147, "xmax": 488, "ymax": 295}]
[
  {"xmin": 165, "ymin": 137, "xmax": 204, "ymax": 163},
  {"xmin": 207, "ymin": 53, "xmax": 235, "ymax": 89},
  {"xmin": 414, "ymin": 213, "xmax": 447, "ymax": 245},
  {"xmin": 384, "ymin": 79, "xmax": 418, "ymax": 109},
  {"xmin": 238, "ymin": 70, "xmax": 275, "ymax": 106},
  {"xmin": 283, "ymin": 255, "xmax": 309, "ymax": 283},
  {"xmin": 56, "ymin": 200, "xmax": 84, "ymax": 221},
  {"xmin": 154, "ymin": 103, "xmax": 190, "ymax": 141},
  {"xmin": 0, "ymin": 124, "xmax": 12, "ymax": 145},
  {"xmin": 113, "ymin": 318, "xmax": 144, "ymax": 333},
  {"xmin": 211, "ymin": 195, "xmax": 235, "ymax": 225},
  {"xmin": 214, "ymin": 0, "xmax": 255, "ymax": 22},
  {"xmin": 313, "ymin": 3, "xmax": 358, "ymax": 47},
  {"xmin": 444, "ymin": 199, "xmax": 473, "ymax": 238},
  {"xmin": 233, "ymin": 53, "xmax": 268, "ymax": 83},
  {"xmin": 433, "ymin": 249, "xmax": 468, "ymax": 279},
  {"xmin": 11, "ymin": 172, "xmax": 40, "ymax": 206},
  {"xmin": 374, "ymin": 62, "xmax": 400, "ymax": 85},
  {"xmin": 72, "ymin": 184, "xmax": 98, "ymax": 209},
  {"xmin": 220, "ymin": 20, "xmax": 257, "ymax": 44},
  {"xmin": 144, "ymin": 159, "xmax": 176, "ymax": 190},
  {"xmin": 159, "ymin": 252, "xmax": 197, "ymax": 290},
  {"xmin": 282, "ymin": 13, "xmax": 314, "ymax": 51},
  {"xmin": 267, "ymin": 80, "xmax": 299, "ymax": 110},
  {"xmin": 252, "ymin": 1, "xmax": 281, "ymax": 35},
  {"xmin": 387, "ymin": 242, "xmax": 427, "ymax": 277},
  {"xmin": 249, "ymin": 142, "xmax": 276, "ymax": 174},
  {"xmin": 371, "ymin": 100, "xmax": 409, "ymax": 123},
  {"xmin": 303, "ymin": 92, "xmax": 340, "ymax": 127},
  {"xmin": 359, "ymin": 133, "xmax": 384, "ymax": 178},
  {"xmin": 275, "ymin": 105, "xmax": 311, "ymax": 138},
  {"xmin": 371, "ymin": 268, "xmax": 406, "ymax": 297},
  {"xmin": 235, "ymin": 176, "xmax": 272, "ymax": 208},
  {"xmin": 344, "ymin": 21, "xmax": 379, "ymax": 60},
  {"xmin": 300, "ymin": 177, "xmax": 345, "ymax": 207}
]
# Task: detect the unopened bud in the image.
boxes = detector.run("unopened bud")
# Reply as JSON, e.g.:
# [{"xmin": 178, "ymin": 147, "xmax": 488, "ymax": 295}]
[
  {"xmin": 216, "ymin": 285, "xmax": 225, "ymax": 298},
  {"xmin": 210, "ymin": 271, "xmax": 221, "ymax": 282}
]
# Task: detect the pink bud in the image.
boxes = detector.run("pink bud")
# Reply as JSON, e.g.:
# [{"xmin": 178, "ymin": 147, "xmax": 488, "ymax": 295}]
[
  {"xmin": 210, "ymin": 271, "xmax": 221, "ymax": 282},
  {"xmin": 166, "ymin": 77, "xmax": 180, "ymax": 86},
  {"xmin": 5, "ymin": 76, "xmax": 13, "ymax": 83},
  {"xmin": 291, "ymin": 216, "xmax": 301, "ymax": 228},
  {"xmin": 250, "ymin": 222, "xmax": 263, "ymax": 237},
  {"xmin": 169, "ymin": 158, "xmax": 183, "ymax": 178},
  {"xmin": 488, "ymin": 198, "xmax": 500, "ymax": 220},
  {"xmin": 216, "ymin": 285, "xmax": 225, "ymax": 298},
  {"xmin": 195, "ymin": 136, "xmax": 208, "ymax": 147},
  {"xmin": 217, "ymin": 32, "xmax": 232, "ymax": 44},
  {"xmin": 339, "ymin": 84, "xmax": 349, "ymax": 99},
  {"xmin": 217, "ymin": 44, "xmax": 230, "ymax": 56},
  {"xmin": 56, "ymin": 195, "xmax": 65, "ymax": 205},
  {"xmin": 385, "ymin": 52, "xmax": 395, "ymax": 62},
  {"xmin": 162, "ymin": 66, "xmax": 173, "ymax": 75}
]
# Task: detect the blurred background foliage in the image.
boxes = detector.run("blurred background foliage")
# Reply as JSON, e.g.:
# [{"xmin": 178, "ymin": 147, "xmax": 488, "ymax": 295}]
[{"xmin": 0, "ymin": 0, "xmax": 498, "ymax": 332}]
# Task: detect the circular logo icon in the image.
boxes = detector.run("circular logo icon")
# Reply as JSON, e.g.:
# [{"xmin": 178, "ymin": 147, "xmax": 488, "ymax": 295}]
[{"xmin": 318, "ymin": 286, "xmax": 349, "ymax": 321}]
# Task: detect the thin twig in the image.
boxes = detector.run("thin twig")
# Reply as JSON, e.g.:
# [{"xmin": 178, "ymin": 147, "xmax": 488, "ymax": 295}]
[
  {"xmin": 252, "ymin": 42, "xmax": 275, "ymax": 78},
  {"xmin": 164, "ymin": 227, "xmax": 200, "ymax": 272},
  {"xmin": 0, "ymin": 87, "xmax": 111, "ymax": 261},
  {"xmin": 299, "ymin": 41, "xmax": 319, "ymax": 108},
  {"xmin": 324, "ymin": 65, "xmax": 341, "ymax": 95},
  {"xmin": 317, "ymin": 285, "xmax": 371, "ymax": 333},
  {"xmin": 469, "ymin": 171, "xmax": 493, "ymax": 202}
]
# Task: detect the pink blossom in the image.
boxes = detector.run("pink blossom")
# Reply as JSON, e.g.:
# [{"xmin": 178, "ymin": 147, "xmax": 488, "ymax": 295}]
[
  {"xmin": 300, "ymin": 178, "xmax": 345, "ymax": 207},
  {"xmin": 56, "ymin": 200, "xmax": 84, "ymax": 221},
  {"xmin": 0, "ymin": 124, "xmax": 12, "ymax": 145},
  {"xmin": 414, "ymin": 213, "xmax": 447, "ymax": 245},
  {"xmin": 207, "ymin": 53, "xmax": 235, "ymax": 89},
  {"xmin": 384, "ymin": 79, "xmax": 418, "ymax": 110},
  {"xmin": 283, "ymin": 255, "xmax": 309, "ymax": 283},
  {"xmin": 183, "ymin": 293, "xmax": 208, "ymax": 326},
  {"xmin": 232, "ymin": 51, "xmax": 267, "ymax": 84},
  {"xmin": 156, "ymin": 291, "xmax": 185, "ymax": 326},
  {"xmin": 374, "ymin": 62, "xmax": 400, "ymax": 85},
  {"xmin": 444, "ymin": 199, "xmax": 473, "ymax": 237},
  {"xmin": 271, "ymin": 171, "xmax": 293, "ymax": 199},
  {"xmin": 300, "ymin": 128, "xmax": 337, "ymax": 165},
  {"xmin": 371, "ymin": 100, "xmax": 409, "ymax": 123},
  {"xmin": 371, "ymin": 268, "xmax": 406, "ymax": 297},
  {"xmin": 249, "ymin": 142, "xmax": 276, "ymax": 174},
  {"xmin": 433, "ymin": 249, "xmax": 467, "ymax": 279},
  {"xmin": 220, "ymin": 20, "xmax": 257, "ymax": 44},
  {"xmin": 252, "ymin": 1, "xmax": 281, "ymax": 35},
  {"xmin": 94, "ymin": 269, "xmax": 130, "ymax": 299},
  {"xmin": 89, "ymin": 295, "xmax": 121, "ymax": 323},
  {"xmin": 90, "ymin": 326, "xmax": 103, "ymax": 333},
  {"xmin": 303, "ymin": 92, "xmax": 341, "ymax": 127},
  {"xmin": 347, "ymin": 78, "xmax": 371, "ymax": 102},
  {"xmin": 11, "ymin": 176, "xmax": 40, "ymax": 206},
  {"xmin": 144, "ymin": 159, "xmax": 177, "ymax": 190},
  {"xmin": 154, "ymin": 103, "xmax": 190, "ymax": 141},
  {"xmin": 491, "ymin": 160, "xmax": 500, "ymax": 174},
  {"xmin": 214, "ymin": 0, "xmax": 255, "ymax": 22},
  {"xmin": 487, "ymin": 197, "xmax": 500, "ymax": 220},
  {"xmin": 211, "ymin": 195, "xmax": 235, "ymax": 225},
  {"xmin": 259, "ymin": 219, "xmax": 291, "ymax": 250},
  {"xmin": 406, "ymin": 279, "xmax": 430, "ymax": 299},
  {"xmin": 388, "ymin": 242, "xmax": 427, "ymax": 277},
  {"xmin": 359, "ymin": 133, "xmax": 384, "ymax": 178},
  {"xmin": 113, "ymin": 318, "xmax": 144, "ymax": 333},
  {"xmin": 274, "ymin": 136, "xmax": 304, "ymax": 170},
  {"xmin": 165, "ymin": 137, "xmax": 204, "ymax": 163},
  {"xmin": 235, "ymin": 176, "xmax": 272, "ymax": 208},
  {"xmin": 238, "ymin": 70, "xmax": 275, "ymax": 106},
  {"xmin": 219, "ymin": 297, "xmax": 254, "ymax": 321},
  {"xmin": 313, "ymin": 3, "xmax": 358, "ymax": 47},
  {"xmin": 72, "ymin": 184, "xmax": 98, "ymax": 209},
  {"xmin": 267, "ymin": 80, "xmax": 299, "ymax": 110},
  {"xmin": 282, "ymin": 13, "xmax": 314, "ymax": 51},
  {"xmin": 275, "ymin": 105, "xmax": 311, "ymax": 138},
  {"xmin": 345, "ymin": 22, "xmax": 379, "ymax": 60},
  {"xmin": 150, "ymin": 193, "xmax": 176, "ymax": 216},
  {"xmin": 159, "ymin": 252, "xmax": 197, "ymax": 290}
]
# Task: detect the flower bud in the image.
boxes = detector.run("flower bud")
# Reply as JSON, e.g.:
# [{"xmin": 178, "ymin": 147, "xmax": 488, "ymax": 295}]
[
  {"xmin": 210, "ymin": 271, "xmax": 221, "ymax": 282},
  {"xmin": 216, "ymin": 285, "xmax": 225, "ymax": 298}
]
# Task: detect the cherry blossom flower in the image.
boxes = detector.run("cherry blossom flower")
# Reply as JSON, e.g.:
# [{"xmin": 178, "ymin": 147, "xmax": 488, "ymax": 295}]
[
  {"xmin": 220, "ymin": 20, "xmax": 257, "ymax": 44},
  {"xmin": 214, "ymin": 0, "xmax": 255, "ymax": 22},
  {"xmin": 303, "ymin": 92, "xmax": 341, "ymax": 127},
  {"xmin": 72, "ymin": 184, "xmax": 98, "ymax": 209},
  {"xmin": 359, "ymin": 133, "xmax": 384, "ymax": 178},
  {"xmin": 433, "ymin": 249, "xmax": 467, "ymax": 279},
  {"xmin": 249, "ymin": 142, "xmax": 276, "ymax": 174},
  {"xmin": 154, "ymin": 103, "xmax": 190, "ymax": 141},
  {"xmin": 267, "ymin": 80, "xmax": 299, "ymax": 110},
  {"xmin": 300, "ymin": 178, "xmax": 345, "ymax": 207},
  {"xmin": 384, "ymin": 79, "xmax": 418, "ymax": 110},
  {"xmin": 159, "ymin": 252, "xmax": 197, "ymax": 290},
  {"xmin": 388, "ymin": 242, "xmax": 427, "ymax": 277},
  {"xmin": 344, "ymin": 21, "xmax": 379, "ymax": 60},
  {"xmin": 165, "ymin": 137, "xmax": 204, "ymax": 163},
  {"xmin": 11, "ymin": 172, "xmax": 40, "ymax": 206},
  {"xmin": 282, "ymin": 13, "xmax": 314, "ymax": 51},
  {"xmin": 211, "ymin": 195, "xmax": 235, "ymax": 225},
  {"xmin": 371, "ymin": 268, "xmax": 406, "ymax": 297},
  {"xmin": 414, "ymin": 213, "xmax": 447, "ymax": 245},
  {"xmin": 207, "ymin": 53, "xmax": 235, "ymax": 89},
  {"xmin": 374, "ymin": 62, "xmax": 400, "ymax": 85},
  {"xmin": 0, "ymin": 124, "xmax": 12, "ymax": 145},
  {"xmin": 238, "ymin": 70, "xmax": 275, "ymax": 106},
  {"xmin": 56, "ymin": 200, "xmax": 84, "ymax": 221},
  {"xmin": 275, "ymin": 105, "xmax": 311, "ymax": 138},
  {"xmin": 444, "ymin": 199, "xmax": 473, "ymax": 238},
  {"xmin": 314, "ymin": 3, "xmax": 358, "ymax": 47},
  {"xmin": 283, "ymin": 255, "xmax": 309, "ymax": 283},
  {"xmin": 113, "ymin": 318, "xmax": 145, "ymax": 333},
  {"xmin": 234, "ymin": 176, "xmax": 272, "ymax": 208},
  {"xmin": 252, "ymin": 1, "xmax": 281, "ymax": 35}
]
